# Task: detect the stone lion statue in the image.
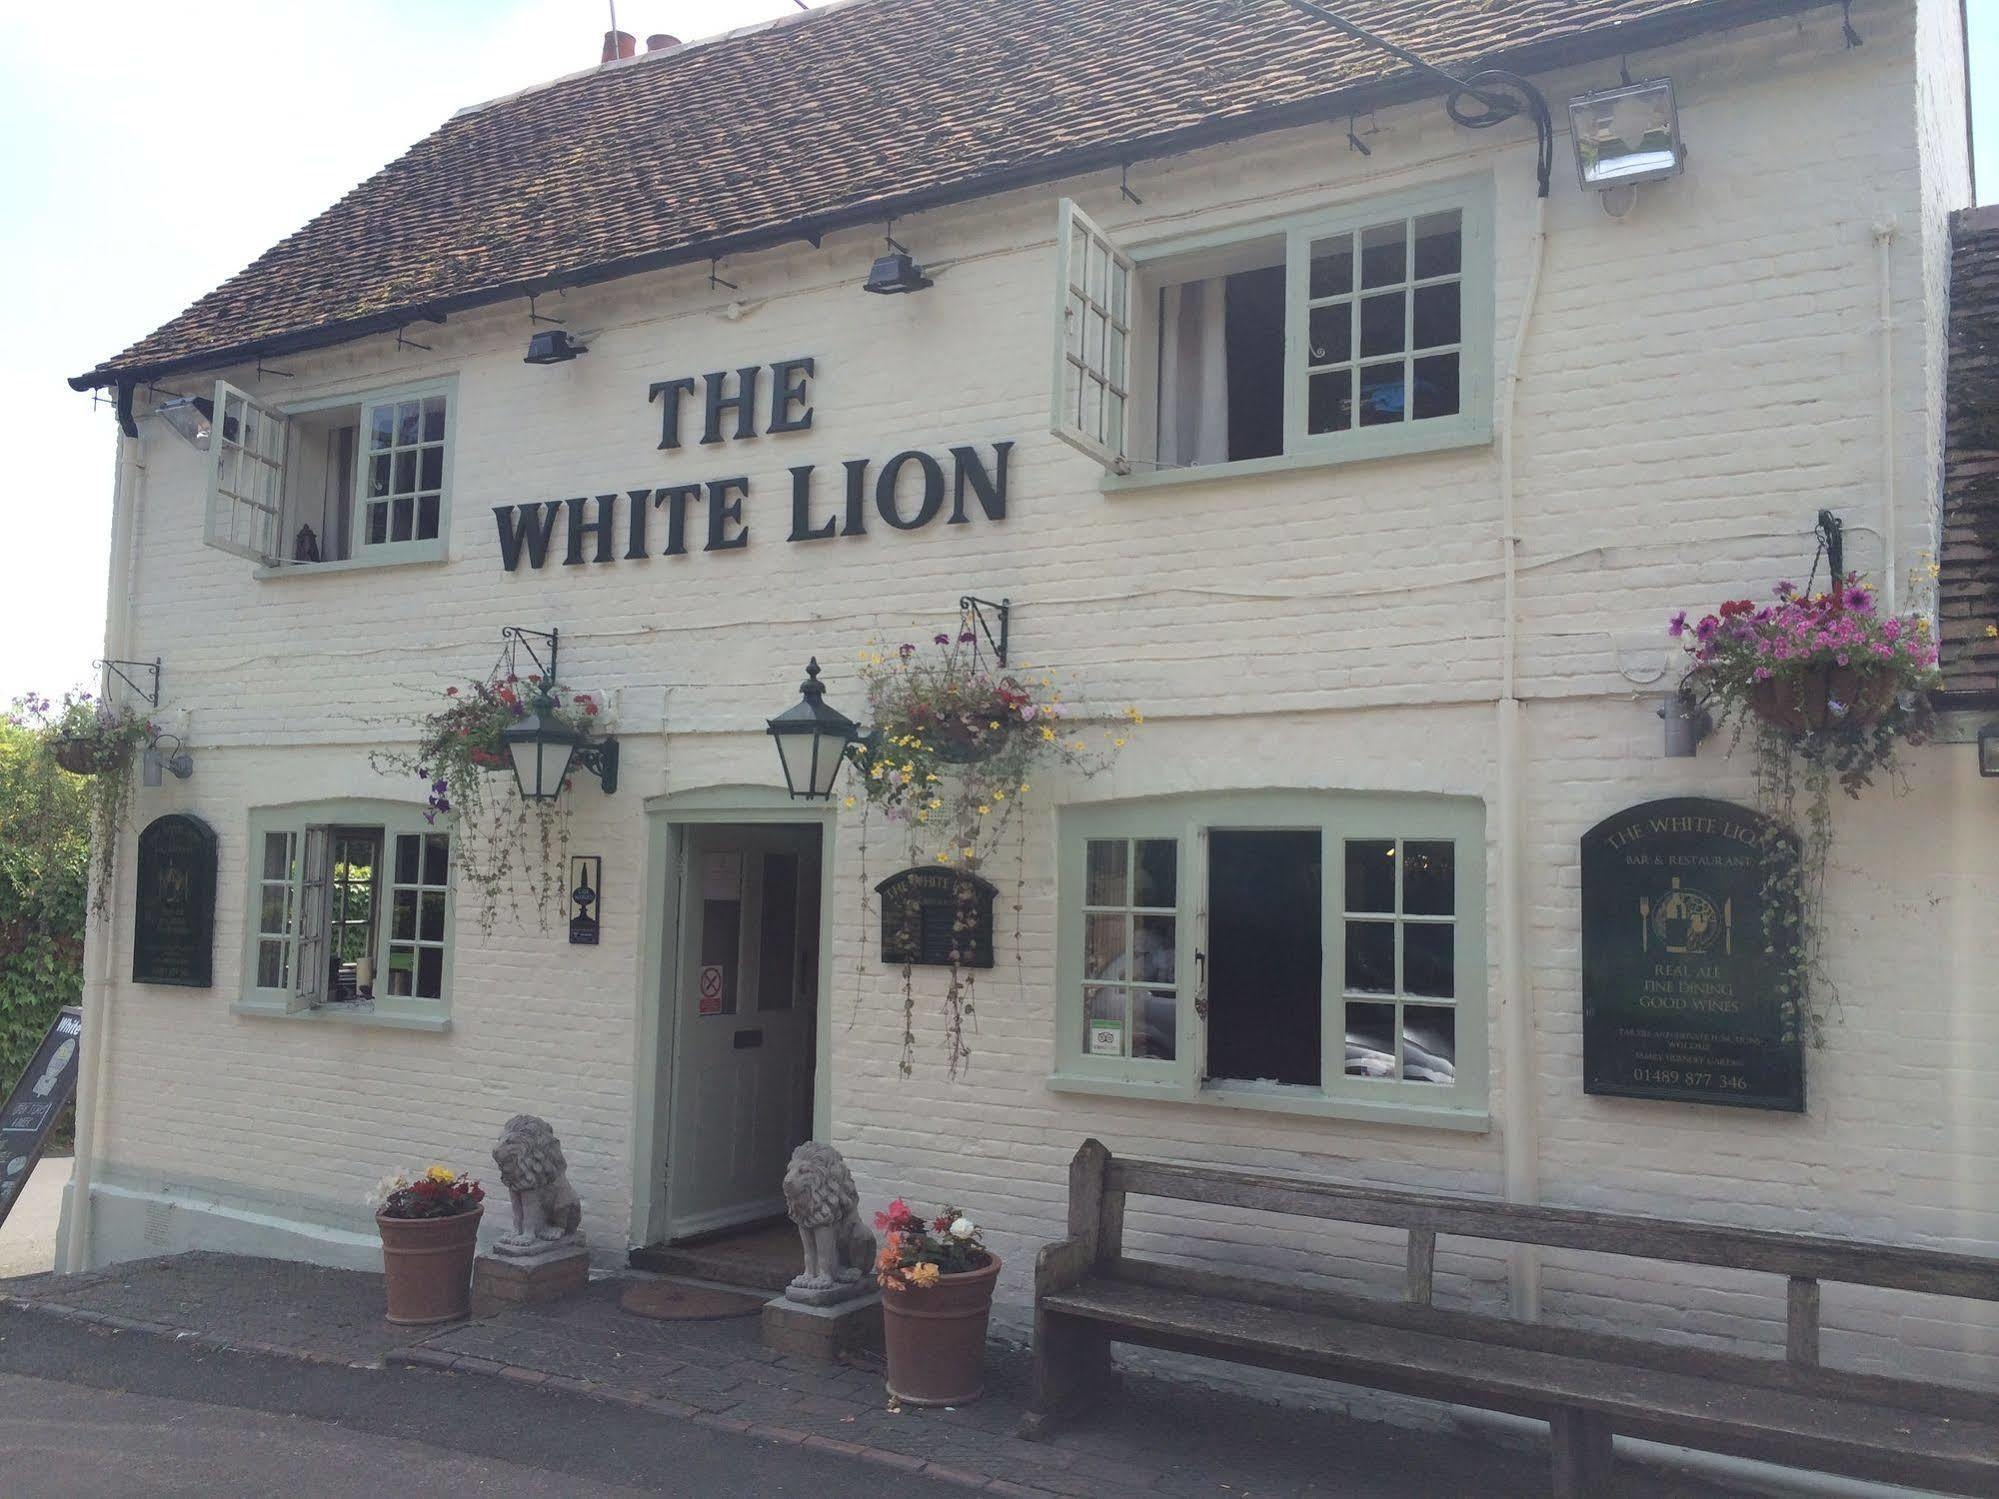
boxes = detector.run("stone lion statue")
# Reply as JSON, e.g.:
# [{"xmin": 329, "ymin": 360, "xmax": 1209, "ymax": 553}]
[
  {"xmin": 491, "ymin": 1114, "xmax": 583, "ymax": 1257},
  {"xmin": 781, "ymin": 1142, "xmax": 875, "ymax": 1304}
]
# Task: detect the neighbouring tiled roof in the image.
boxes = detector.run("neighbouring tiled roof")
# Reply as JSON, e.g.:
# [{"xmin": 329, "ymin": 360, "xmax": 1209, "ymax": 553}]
[
  {"xmin": 1941, "ymin": 204, "xmax": 1999, "ymax": 697},
  {"xmin": 75, "ymin": 0, "xmax": 1823, "ymax": 388}
]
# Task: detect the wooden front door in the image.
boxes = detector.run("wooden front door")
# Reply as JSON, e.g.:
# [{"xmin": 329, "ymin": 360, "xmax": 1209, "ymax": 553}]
[{"xmin": 665, "ymin": 824, "xmax": 821, "ymax": 1241}]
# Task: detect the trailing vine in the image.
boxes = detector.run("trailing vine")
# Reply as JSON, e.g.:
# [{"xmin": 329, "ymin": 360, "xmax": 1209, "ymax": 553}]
[
  {"xmin": 371, "ymin": 675, "xmax": 606, "ymax": 934},
  {"xmin": 844, "ymin": 624, "xmax": 1137, "ymax": 1075},
  {"xmin": 1672, "ymin": 570, "xmax": 1938, "ymax": 1042},
  {"xmin": 6, "ymin": 690, "xmax": 153, "ymax": 913}
]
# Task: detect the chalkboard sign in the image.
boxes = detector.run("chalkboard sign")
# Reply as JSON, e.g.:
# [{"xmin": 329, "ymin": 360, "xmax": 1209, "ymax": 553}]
[
  {"xmin": 0, "ymin": 1006, "xmax": 81, "ymax": 1232},
  {"xmin": 1582, "ymin": 798, "xmax": 1803, "ymax": 1112},
  {"xmin": 131, "ymin": 813, "xmax": 216, "ymax": 988},
  {"xmin": 877, "ymin": 868, "xmax": 997, "ymax": 969}
]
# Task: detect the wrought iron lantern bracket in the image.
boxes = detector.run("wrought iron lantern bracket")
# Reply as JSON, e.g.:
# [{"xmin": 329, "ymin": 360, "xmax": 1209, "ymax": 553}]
[{"xmin": 958, "ymin": 596, "xmax": 1011, "ymax": 669}]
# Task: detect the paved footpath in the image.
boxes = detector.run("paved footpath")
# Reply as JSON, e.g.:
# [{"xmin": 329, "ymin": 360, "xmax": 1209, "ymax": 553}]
[{"xmin": 2, "ymin": 1252, "xmax": 1753, "ymax": 1498}]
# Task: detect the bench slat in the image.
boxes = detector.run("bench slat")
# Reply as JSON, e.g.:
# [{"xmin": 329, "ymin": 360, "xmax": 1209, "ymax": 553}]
[
  {"xmin": 1043, "ymin": 1280, "xmax": 1999, "ymax": 1494},
  {"xmin": 1103, "ymin": 1257, "xmax": 1994, "ymax": 1423},
  {"xmin": 1406, "ymin": 1228, "xmax": 1435, "ymax": 1307},
  {"xmin": 1787, "ymin": 1277, "xmax": 1821, "ymax": 1368},
  {"xmin": 1109, "ymin": 1159, "xmax": 1999, "ymax": 1300}
]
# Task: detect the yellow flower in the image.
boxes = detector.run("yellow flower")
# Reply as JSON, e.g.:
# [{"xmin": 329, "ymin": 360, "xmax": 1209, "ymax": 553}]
[
  {"xmin": 928, "ymin": 798, "xmax": 942, "ymax": 810},
  {"xmin": 993, "ymin": 790, "xmax": 1006, "ymax": 802},
  {"xmin": 926, "ymin": 773, "xmax": 941, "ymax": 783},
  {"xmin": 425, "ymin": 1165, "xmax": 455, "ymax": 1184},
  {"xmin": 1988, "ymin": 624, "xmax": 1998, "ymax": 640},
  {"xmin": 1114, "ymin": 736, "xmax": 1127, "ymax": 748},
  {"xmin": 1019, "ymin": 783, "xmax": 1030, "ymax": 793},
  {"xmin": 936, "ymin": 851, "xmax": 953, "ymax": 864},
  {"xmin": 977, "ymin": 805, "xmax": 991, "ymax": 816},
  {"xmin": 1070, "ymin": 739, "xmax": 1086, "ymax": 750},
  {"xmin": 1125, "ymin": 706, "xmax": 1144, "ymax": 724},
  {"xmin": 843, "ymin": 796, "xmax": 856, "ymax": 809},
  {"xmin": 988, "ymin": 720, "xmax": 1000, "ymax": 730},
  {"xmin": 917, "ymin": 811, "xmax": 930, "ymax": 823},
  {"xmin": 961, "ymin": 847, "xmax": 974, "ymax": 860},
  {"xmin": 1041, "ymin": 727, "xmax": 1056, "ymax": 741},
  {"xmin": 907, "ymin": 1262, "xmax": 941, "ymax": 1288}
]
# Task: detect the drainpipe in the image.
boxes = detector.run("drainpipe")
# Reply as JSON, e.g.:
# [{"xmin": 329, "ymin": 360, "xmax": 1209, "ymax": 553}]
[
  {"xmin": 63, "ymin": 421, "xmax": 146, "ymax": 1274},
  {"xmin": 1498, "ymin": 195, "xmax": 1549, "ymax": 1322},
  {"xmin": 1872, "ymin": 218, "xmax": 1898, "ymax": 613}
]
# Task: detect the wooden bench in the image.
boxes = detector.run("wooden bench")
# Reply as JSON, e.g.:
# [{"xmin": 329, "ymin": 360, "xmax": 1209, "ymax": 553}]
[{"xmin": 1023, "ymin": 1140, "xmax": 1999, "ymax": 1497}]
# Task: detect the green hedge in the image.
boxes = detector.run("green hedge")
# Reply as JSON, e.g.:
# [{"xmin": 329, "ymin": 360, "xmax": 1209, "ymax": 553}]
[{"xmin": 0, "ymin": 723, "xmax": 86, "ymax": 1094}]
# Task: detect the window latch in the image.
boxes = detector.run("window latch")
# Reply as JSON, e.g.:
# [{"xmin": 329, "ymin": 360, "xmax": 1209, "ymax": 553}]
[{"xmin": 1194, "ymin": 948, "xmax": 1209, "ymax": 1021}]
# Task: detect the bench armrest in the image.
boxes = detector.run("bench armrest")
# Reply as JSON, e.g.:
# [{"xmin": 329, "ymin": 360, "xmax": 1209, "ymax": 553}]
[{"xmin": 1034, "ymin": 1236, "xmax": 1095, "ymax": 1297}]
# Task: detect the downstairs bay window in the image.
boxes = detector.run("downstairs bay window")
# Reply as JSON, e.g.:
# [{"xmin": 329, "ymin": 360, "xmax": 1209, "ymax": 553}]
[
  {"xmin": 1050, "ymin": 177, "xmax": 1494, "ymax": 485},
  {"xmin": 238, "ymin": 802, "xmax": 454, "ymax": 1029},
  {"xmin": 200, "ymin": 378, "xmax": 453, "ymax": 570},
  {"xmin": 1054, "ymin": 792, "xmax": 1487, "ymax": 1128}
]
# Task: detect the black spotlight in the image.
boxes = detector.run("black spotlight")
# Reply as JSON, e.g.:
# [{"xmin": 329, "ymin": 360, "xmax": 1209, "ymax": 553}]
[
  {"xmin": 864, "ymin": 247, "xmax": 933, "ymax": 295},
  {"xmin": 524, "ymin": 329, "xmax": 589, "ymax": 364}
]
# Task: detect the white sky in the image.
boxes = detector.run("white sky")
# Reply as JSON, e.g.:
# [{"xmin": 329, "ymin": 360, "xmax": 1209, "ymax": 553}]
[{"xmin": 2, "ymin": 0, "xmax": 1995, "ymax": 706}]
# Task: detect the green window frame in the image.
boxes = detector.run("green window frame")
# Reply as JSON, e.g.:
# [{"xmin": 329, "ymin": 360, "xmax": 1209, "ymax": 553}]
[
  {"xmin": 1054, "ymin": 791, "xmax": 1488, "ymax": 1130},
  {"xmin": 1050, "ymin": 176, "xmax": 1496, "ymax": 491},
  {"xmin": 197, "ymin": 375, "xmax": 457, "ymax": 573},
  {"xmin": 237, "ymin": 801, "xmax": 455, "ymax": 1030}
]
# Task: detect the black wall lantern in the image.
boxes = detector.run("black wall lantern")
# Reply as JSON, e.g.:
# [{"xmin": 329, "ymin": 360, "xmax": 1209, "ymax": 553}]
[
  {"xmin": 767, "ymin": 659, "xmax": 863, "ymax": 800},
  {"xmin": 495, "ymin": 626, "xmax": 619, "ymax": 802},
  {"xmin": 504, "ymin": 692, "xmax": 620, "ymax": 801},
  {"xmin": 524, "ymin": 329, "xmax": 590, "ymax": 364}
]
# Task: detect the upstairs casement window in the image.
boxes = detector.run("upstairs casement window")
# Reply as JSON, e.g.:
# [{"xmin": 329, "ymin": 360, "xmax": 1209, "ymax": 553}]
[
  {"xmin": 1049, "ymin": 179, "xmax": 1493, "ymax": 482},
  {"xmin": 1054, "ymin": 792, "xmax": 1488, "ymax": 1128},
  {"xmin": 201, "ymin": 378, "xmax": 452, "ymax": 569},
  {"xmin": 243, "ymin": 804, "xmax": 454, "ymax": 1024}
]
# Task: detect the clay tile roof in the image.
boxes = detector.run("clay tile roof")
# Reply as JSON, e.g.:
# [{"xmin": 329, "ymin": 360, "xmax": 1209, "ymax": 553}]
[
  {"xmin": 1941, "ymin": 205, "xmax": 1999, "ymax": 697},
  {"xmin": 72, "ymin": 0, "xmax": 1821, "ymax": 389}
]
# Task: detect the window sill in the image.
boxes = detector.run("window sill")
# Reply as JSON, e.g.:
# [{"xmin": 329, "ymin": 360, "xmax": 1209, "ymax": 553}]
[
  {"xmin": 1046, "ymin": 1071, "xmax": 1488, "ymax": 1133},
  {"xmin": 231, "ymin": 1000, "xmax": 451, "ymax": 1033},
  {"xmin": 1099, "ymin": 419, "xmax": 1492, "ymax": 494},
  {"xmin": 254, "ymin": 546, "xmax": 447, "ymax": 580}
]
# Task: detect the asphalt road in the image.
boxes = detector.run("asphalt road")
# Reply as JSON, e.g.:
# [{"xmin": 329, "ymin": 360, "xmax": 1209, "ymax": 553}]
[{"xmin": 0, "ymin": 1306, "xmax": 941, "ymax": 1497}]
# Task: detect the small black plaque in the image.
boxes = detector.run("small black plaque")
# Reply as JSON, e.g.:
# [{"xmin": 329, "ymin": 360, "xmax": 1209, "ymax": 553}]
[
  {"xmin": 0, "ymin": 1007, "xmax": 81, "ymax": 1232},
  {"xmin": 877, "ymin": 867, "xmax": 997, "ymax": 969},
  {"xmin": 131, "ymin": 813, "xmax": 216, "ymax": 988},
  {"xmin": 569, "ymin": 855, "xmax": 603, "ymax": 946},
  {"xmin": 1582, "ymin": 797, "xmax": 1803, "ymax": 1112}
]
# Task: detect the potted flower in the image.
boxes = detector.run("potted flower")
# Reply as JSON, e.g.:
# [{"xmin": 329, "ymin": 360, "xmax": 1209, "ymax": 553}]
[
  {"xmin": 874, "ymin": 1198, "xmax": 999, "ymax": 1405},
  {"xmin": 374, "ymin": 1165, "xmax": 486, "ymax": 1325}
]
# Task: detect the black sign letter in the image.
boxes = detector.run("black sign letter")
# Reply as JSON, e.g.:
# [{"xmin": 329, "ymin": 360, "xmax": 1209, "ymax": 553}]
[{"xmin": 495, "ymin": 501, "xmax": 563, "ymax": 571}]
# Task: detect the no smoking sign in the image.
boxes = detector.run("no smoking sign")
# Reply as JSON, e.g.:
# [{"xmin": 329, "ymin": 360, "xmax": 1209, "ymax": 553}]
[{"xmin": 697, "ymin": 964, "xmax": 726, "ymax": 1016}]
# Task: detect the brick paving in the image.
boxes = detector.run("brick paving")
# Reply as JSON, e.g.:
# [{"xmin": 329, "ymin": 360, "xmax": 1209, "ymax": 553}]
[{"xmin": 2, "ymin": 1253, "xmax": 1754, "ymax": 1498}]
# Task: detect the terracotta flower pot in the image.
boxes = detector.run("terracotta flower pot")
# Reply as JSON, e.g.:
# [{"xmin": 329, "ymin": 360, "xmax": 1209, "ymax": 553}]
[
  {"xmin": 1749, "ymin": 666, "xmax": 1896, "ymax": 735},
  {"xmin": 880, "ymin": 1253, "xmax": 1000, "ymax": 1406},
  {"xmin": 377, "ymin": 1206, "xmax": 482, "ymax": 1325}
]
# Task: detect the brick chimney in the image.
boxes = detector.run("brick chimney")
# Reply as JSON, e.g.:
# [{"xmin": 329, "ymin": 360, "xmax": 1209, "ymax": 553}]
[
  {"xmin": 647, "ymin": 33, "xmax": 679, "ymax": 52},
  {"xmin": 601, "ymin": 29, "xmax": 637, "ymax": 64}
]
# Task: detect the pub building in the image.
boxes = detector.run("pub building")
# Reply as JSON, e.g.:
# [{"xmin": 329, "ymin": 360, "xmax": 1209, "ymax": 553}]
[{"xmin": 58, "ymin": 0, "xmax": 1997, "ymax": 1435}]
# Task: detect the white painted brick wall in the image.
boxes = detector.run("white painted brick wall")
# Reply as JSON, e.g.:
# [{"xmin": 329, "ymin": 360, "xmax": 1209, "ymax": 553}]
[{"xmin": 78, "ymin": 0, "xmax": 1995, "ymax": 1388}]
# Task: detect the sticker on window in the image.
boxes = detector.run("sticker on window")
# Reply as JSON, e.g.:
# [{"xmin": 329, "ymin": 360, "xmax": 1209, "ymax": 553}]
[{"xmin": 1089, "ymin": 1021, "xmax": 1125, "ymax": 1057}]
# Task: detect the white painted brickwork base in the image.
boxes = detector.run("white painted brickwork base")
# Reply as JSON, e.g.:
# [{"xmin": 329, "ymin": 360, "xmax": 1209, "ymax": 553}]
[{"xmin": 74, "ymin": 0, "xmax": 1996, "ymax": 1402}]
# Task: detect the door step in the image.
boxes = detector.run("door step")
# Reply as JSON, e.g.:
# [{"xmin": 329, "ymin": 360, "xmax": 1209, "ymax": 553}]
[{"xmin": 629, "ymin": 1219, "xmax": 800, "ymax": 1293}]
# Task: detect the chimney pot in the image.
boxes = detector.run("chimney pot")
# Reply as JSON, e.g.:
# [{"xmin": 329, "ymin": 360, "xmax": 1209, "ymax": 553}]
[
  {"xmin": 647, "ymin": 33, "xmax": 680, "ymax": 52},
  {"xmin": 601, "ymin": 29, "xmax": 637, "ymax": 64}
]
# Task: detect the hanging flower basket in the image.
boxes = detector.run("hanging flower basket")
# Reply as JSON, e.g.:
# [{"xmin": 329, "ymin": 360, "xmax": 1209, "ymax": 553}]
[
  {"xmin": 1747, "ymin": 665, "xmax": 1898, "ymax": 736},
  {"xmin": 910, "ymin": 709, "xmax": 1017, "ymax": 765},
  {"xmin": 51, "ymin": 735, "xmax": 133, "ymax": 777}
]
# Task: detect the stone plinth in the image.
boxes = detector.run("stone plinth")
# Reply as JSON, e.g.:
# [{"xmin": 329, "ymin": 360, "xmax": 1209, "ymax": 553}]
[
  {"xmin": 474, "ymin": 1243, "xmax": 590, "ymax": 1306},
  {"xmin": 761, "ymin": 1289, "xmax": 882, "ymax": 1364}
]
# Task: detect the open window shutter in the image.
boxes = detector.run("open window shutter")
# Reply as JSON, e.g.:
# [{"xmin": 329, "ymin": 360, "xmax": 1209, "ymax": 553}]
[
  {"xmin": 292, "ymin": 825, "xmax": 332, "ymax": 1012},
  {"xmin": 1049, "ymin": 199, "xmax": 1133, "ymax": 473},
  {"xmin": 202, "ymin": 379, "xmax": 287, "ymax": 562}
]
